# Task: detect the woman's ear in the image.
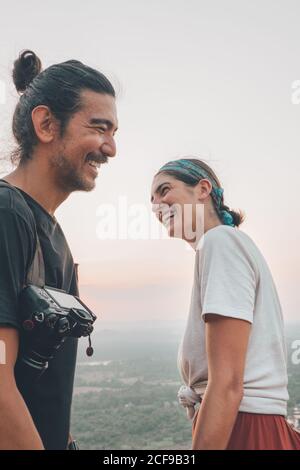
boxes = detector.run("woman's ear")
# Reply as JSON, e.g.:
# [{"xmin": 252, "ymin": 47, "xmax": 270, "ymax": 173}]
[
  {"xmin": 31, "ymin": 105, "xmax": 60, "ymax": 144},
  {"xmin": 195, "ymin": 179, "xmax": 213, "ymax": 201}
]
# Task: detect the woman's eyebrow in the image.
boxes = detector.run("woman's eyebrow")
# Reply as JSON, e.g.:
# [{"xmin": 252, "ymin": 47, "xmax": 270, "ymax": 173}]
[{"xmin": 150, "ymin": 182, "xmax": 169, "ymax": 203}]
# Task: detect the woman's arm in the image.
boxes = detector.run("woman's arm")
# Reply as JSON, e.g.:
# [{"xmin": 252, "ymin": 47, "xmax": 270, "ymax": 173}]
[{"xmin": 192, "ymin": 314, "xmax": 251, "ymax": 450}]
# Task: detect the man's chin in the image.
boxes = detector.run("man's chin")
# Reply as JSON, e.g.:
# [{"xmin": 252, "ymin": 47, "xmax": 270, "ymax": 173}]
[
  {"xmin": 59, "ymin": 176, "xmax": 97, "ymax": 193},
  {"xmin": 79, "ymin": 178, "xmax": 97, "ymax": 192}
]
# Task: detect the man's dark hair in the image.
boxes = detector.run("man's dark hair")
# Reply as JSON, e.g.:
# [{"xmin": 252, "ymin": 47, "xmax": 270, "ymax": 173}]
[{"xmin": 11, "ymin": 50, "xmax": 115, "ymax": 165}]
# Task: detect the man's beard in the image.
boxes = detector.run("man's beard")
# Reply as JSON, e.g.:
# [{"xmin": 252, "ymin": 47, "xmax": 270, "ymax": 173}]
[{"xmin": 51, "ymin": 153, "xmax": 96, "ymax": 192}]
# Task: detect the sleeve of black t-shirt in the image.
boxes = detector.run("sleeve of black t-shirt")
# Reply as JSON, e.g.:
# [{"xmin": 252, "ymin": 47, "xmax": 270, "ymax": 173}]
[{"xmin": 0, "ymin": 208, "xmax": 36, "ymax": 329}]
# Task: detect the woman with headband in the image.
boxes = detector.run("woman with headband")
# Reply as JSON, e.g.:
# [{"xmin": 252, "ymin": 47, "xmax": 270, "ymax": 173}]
[{"xmin": 151, "ymin": 158, "xmax": 300, "ymax": 450}]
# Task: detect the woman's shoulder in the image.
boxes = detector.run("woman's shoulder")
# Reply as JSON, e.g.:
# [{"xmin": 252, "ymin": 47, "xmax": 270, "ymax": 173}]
[
  {"xmin": 199, "ymin": 226, "xmax": 268, "ymax": 282},
  {"xmin": 202, "ymin": 225, "xmax": 247, "ymax": 245},
  {"xmin": 200, "ymin": 225, "xmax": 260, "ymax": 259}
]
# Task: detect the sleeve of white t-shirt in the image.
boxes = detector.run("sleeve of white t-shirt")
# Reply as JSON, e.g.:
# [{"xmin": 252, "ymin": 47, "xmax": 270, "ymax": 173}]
[{"xmin": 199, "ymin": 229, "xmax": 257, "ymax": 324}]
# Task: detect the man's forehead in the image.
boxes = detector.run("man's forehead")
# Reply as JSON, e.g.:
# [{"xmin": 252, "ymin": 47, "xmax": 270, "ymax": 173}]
[{"xmin": 80, "ymin": 90, "xmax": 118, "ymax": 125}]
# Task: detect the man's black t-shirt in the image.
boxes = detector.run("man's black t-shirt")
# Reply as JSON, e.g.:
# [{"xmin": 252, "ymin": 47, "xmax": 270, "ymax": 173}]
[{"xmin": 0, "ymin": 180, "xmax": 78, "ymax": 450}]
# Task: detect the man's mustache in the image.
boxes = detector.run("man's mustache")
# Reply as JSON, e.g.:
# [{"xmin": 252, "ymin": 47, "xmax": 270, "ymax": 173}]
[{"xmin": 86, "ymin": 152, "xmax": 108, "ymax": 164}]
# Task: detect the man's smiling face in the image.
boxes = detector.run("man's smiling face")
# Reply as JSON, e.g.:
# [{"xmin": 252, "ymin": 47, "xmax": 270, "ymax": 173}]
[{"xmin": 51, "ymin": 89, "xmax": 118, "ymax": 192}]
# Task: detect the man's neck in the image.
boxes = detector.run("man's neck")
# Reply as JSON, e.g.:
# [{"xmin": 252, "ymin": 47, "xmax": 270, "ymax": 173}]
[{"xmin": 4, "ymin": 164, "xmax": 70, "ymax": 216}]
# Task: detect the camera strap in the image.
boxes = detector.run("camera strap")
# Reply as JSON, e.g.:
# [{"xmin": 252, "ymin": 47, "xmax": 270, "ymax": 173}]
[
  {"xmin": 26, "ymin": 236, "xmax": 45, "ymax": 287},
  {"xmin": 0, "ymin": 180, "xmax": 45, "ymax": 287}
]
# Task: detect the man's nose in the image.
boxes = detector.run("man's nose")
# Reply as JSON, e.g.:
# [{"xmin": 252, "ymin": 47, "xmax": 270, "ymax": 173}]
[{"xmin": 100, "ymin": 138, "xmax": 116, "ymax": 158}]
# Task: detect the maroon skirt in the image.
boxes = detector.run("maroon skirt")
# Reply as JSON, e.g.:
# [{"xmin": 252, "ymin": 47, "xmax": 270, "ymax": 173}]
[{"xmin": 192, "ymin": 411, "xmax": 300, "ymax": 450}]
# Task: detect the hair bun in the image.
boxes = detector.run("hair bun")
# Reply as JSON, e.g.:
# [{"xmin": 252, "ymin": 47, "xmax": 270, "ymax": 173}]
[{"xmin": 12, "ymin": 50, "xmax": 42, "ymax": 93}]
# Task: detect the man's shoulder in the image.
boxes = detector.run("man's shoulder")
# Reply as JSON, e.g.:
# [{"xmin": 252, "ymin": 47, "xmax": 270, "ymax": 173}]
[{"xmin": 0, "ymin": 181, "xmax": 36, "ymax": 230}]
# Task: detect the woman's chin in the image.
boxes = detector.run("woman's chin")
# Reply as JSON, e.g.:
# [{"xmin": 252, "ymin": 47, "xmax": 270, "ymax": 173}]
[
  {"xmin": 168, "ymin": 225, "xmax": 184, "ymax": 240},
  {"xmin": 168, "ymin": 223, "xmax": 197, "ymax": 243}
]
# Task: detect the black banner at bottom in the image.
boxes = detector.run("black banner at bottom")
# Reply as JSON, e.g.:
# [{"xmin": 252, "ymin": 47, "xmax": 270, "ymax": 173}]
[{"xmin": 0, "ymin": 450, "xmax": 299, "ymax": 467}]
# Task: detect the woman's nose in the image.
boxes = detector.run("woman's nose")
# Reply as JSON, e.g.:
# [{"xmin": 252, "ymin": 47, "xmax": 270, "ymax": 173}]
[
  {"xmin": 152, "ymin": 202, "xmax": 165, "ymax": 221},
  {"xmin": 151, "ymin": 204, "xmax": 162, "ymax": 222},
  {"xmin": 151, "ymin": 194, "xmax": 162, "ymax": 210},
  {"xmin": 151, "ymin": 202, "xmax": 159, "ymax": 214}
]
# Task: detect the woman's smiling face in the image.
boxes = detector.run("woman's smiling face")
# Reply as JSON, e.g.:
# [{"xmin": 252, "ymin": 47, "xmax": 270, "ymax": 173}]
[{"xmin": 151, "ymin": 172, "xmax": 204, "ymax": 242}]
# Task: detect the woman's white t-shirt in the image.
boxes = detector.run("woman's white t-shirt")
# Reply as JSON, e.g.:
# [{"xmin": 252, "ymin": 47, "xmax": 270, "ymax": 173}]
[{"xmin": 178, "ymin": 225, "xmax": 289, "ymax": 416}]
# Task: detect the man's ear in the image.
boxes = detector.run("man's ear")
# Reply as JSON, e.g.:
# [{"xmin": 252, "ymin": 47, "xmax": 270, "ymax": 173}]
[
  {"xmin": 195, "ymin": 178, "xmax": 213, "ymax": 201},
  {"xmin": 31, "ymin": 105, "xmax": 60, "ymax": 144}
]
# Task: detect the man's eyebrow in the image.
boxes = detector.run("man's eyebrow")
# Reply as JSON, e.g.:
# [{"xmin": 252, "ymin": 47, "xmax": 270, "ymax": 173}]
[
  {"xmin": 88, "ymin": 118, "xmax": 118, "ymax": 132},
  {"xmin": 150, "ymin": 182, "xmax": 169, "ymax": 203}
]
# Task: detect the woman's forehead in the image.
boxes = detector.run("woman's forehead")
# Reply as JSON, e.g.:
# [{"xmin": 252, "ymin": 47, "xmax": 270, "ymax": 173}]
[{"xmin": 152, "ymin": 173, "xmax": 174, "ymax": 192}]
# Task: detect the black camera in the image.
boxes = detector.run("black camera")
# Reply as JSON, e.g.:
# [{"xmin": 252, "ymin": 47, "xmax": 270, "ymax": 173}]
[{"xmin": 17, "ymin": 285, "xmax": 97, "ymax": 381}]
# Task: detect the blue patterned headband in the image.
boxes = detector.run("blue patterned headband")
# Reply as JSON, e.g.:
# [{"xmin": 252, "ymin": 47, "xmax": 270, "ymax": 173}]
[{"xmin": 158, "ymin": 159, "xmax": 235, "ymax": 227}]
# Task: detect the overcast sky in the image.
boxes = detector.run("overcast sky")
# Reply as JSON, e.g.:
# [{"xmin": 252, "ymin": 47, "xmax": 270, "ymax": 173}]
[{"xmin": 1, "ymin": 0, "xmax": 300, "ymax": 328}]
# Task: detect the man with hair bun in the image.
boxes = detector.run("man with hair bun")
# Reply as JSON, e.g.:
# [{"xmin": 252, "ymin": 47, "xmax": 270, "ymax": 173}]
[{"xmin": 0, "ymin": 50, "xmax": 118, "ymax": 449}]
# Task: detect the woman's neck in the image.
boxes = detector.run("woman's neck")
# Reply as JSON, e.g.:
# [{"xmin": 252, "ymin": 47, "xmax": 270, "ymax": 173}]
[{"xmin": 188, "ymin": 212, "xmax": 222, "ymax": 251}]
